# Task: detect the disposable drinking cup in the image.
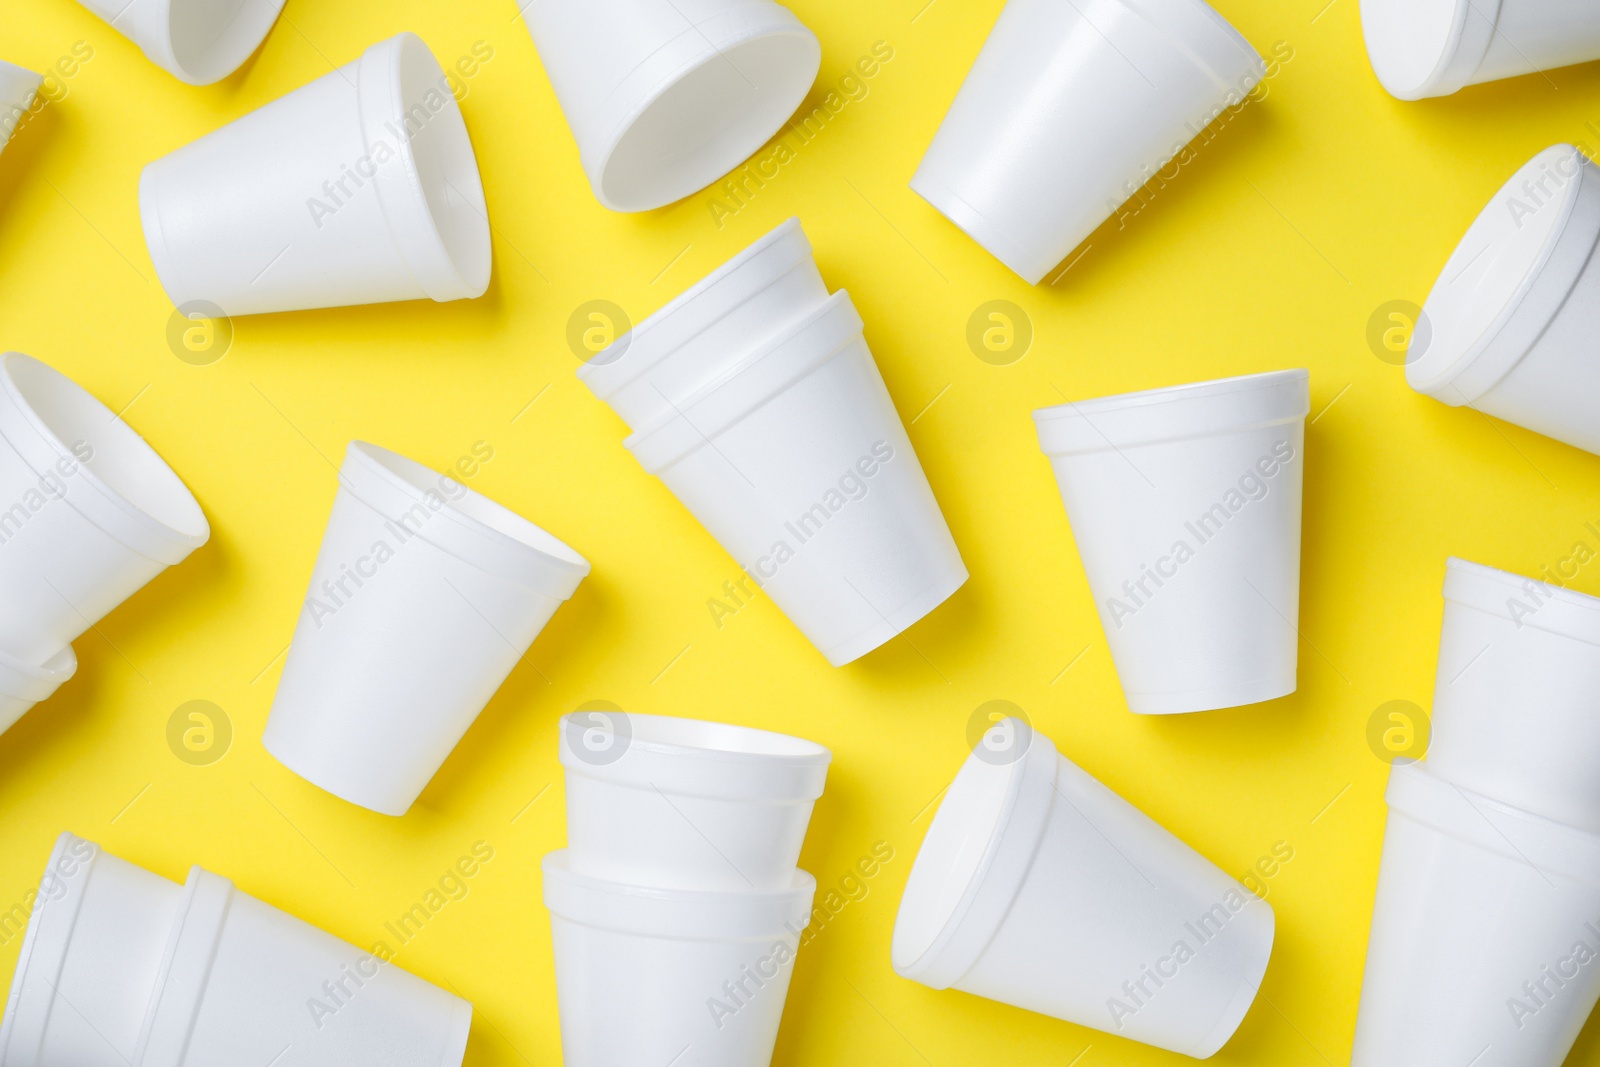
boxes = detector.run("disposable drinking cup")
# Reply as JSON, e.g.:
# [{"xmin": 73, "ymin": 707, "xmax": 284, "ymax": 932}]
[
  {"xmin": 1361, "ymin": 0, "xmax": 1600, "ymax": 100},
  {"xmin": 1421, "ymin": 557, "xmax": 1600, "ymax": 832},
  {"xmin": 1407, "ymin": 145, "xmax": 1600, "ymax": 457},
  {"xmin": 0, "ymin": 647, "xmax": 76, "ymax": 738},
  {"xmin": 519, "ymin": 0, "xmax": 821, "ymax": 211},
  {"xmin": 892, "ymin": 722, "xmax": 1274, "ymax": 1058},
  {"xmin": 543, "ymin": 850, "xmax": 814, "ymax": 1067},
  {"xmin": 577, "ymin": 218, "xmax": 829, "ymax": 431},
  {"xmin": 0, "ymin": 62, "xmax": 41, "ymax": 155},
  {"xmin": 912, "ymin": 0, "xmax": 1266, "ymax": 284},
  {"xmin": 623, "ymin": 291, "xmax": 968, "ymax": 666},
  {"xmin": 0, "ymin": 353, "xmax": 209, "ymax": 666},
  {"xmin": 1034, "ymin": 370, "xmax": 1309, "ymax": 714},
  {"xmin": 140, "ymin": 32, "xmax": 491, "ymax": 317},
  {"xmin": 558, "ymin": 711, "xmax": 831, "ymax": 890},
  {"xmin": 135, "ymin": 868, "xmax": 470, "ymax": 1066},
  {"xmin": 74, "ymin": 0, "xmax": 285, "ymax": 85},
  {"xmin": 263, "ymin": 441, "xmax": 590, "ymax": 816},
  {"xmin": 0, "ymin": 833, "xmax": 186, "ymax": 1067},
  {"xmin": 1352, "ymin": 762, "xmax": 1600, "ymax": 1067}
]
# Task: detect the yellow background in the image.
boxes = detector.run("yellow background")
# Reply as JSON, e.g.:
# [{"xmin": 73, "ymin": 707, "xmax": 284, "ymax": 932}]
[{"xmin": 3, "ymin": 0, "xmax": 1600, "ymax": 1063}]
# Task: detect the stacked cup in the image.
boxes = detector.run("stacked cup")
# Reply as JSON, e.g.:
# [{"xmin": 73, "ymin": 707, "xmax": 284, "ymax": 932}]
[
  {"xmin": 0, "ymin": 833, "xmax": 471, "ymax": 1067},
  {"xmin": 0, "ymin": 353, "xmax": 209, "ymax": 739},
  {"xmin": 1353, "ymin": 558, "xmax": 1600, "ymax": 1067},
  {"xmin": 577, "ymin": 218, "xmax": 969, "ymax": 666},
  {"xmin": 543, "ymin": 710, "xmax": 830, "ymax": 1066}
]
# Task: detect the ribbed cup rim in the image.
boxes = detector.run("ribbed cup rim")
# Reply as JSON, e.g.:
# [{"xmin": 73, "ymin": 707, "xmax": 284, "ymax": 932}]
[{"xmin": 0, "ymin": 646, "xmax": 76, "ymax": 703}]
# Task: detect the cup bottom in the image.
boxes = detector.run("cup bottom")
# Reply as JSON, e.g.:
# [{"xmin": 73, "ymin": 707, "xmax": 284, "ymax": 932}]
[
  {"xmin": 911, "ymin": 171, "xmax": 1053, "ymax": 284},
  {"xmin": 1125, "ymin": 671, "xmax": 1297, "ymax": 715},
  {"xmin": 262, "ymin": 728, "xmax": 411, "ymax": 817},
  {"xmin": 820, "ymin": 559, "xmax": 969, "ymax": 667}
]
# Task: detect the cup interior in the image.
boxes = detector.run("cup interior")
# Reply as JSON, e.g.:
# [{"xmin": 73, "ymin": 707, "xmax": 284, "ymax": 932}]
[
  {"xmin": 166, "ymin": 0, "xmax": 285, "ymax": 84},
  {"xmin": 599, "ymin": 31, "xmax": 819, "ymax": 211},
  {"xmin": 2, "ymin": 355, "xmax": 208, "ymax": 544},
  {"xmin": 394, "ymin": 35, "xmax": 492, "ymax": 296}
]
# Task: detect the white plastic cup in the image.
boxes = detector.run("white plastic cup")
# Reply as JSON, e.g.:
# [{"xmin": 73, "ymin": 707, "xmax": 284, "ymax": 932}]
[
  {"xmin": 139, "ymin": 32, "xmax": 492, "ymax": 317},
  {"xmin": 542, "ymin": 850, "xmax": 814, "ymax": 1067},
  {"xmin": 624, "ymin": 291, "xmax": 968, "ymax": 666},
  {"xmin": 912, "ymin": 0, "xmax": 1265, "ymax": 284},
  {"xmin": 1034, "ymin": 370, "xmax": 1310, "ymax": 714},
  {"xmin": 0, "ymin": 647, "xmax": 76, "ymax": 738},
  {"xmin": 1407, "ymin": 145, "xmax": 1600, "ymax": 457},
  {"xmin": 1422, "ymin": 558, "xmax": 1600, "ymax": 833},
  {"xmin": 0, "ymin": 353, "xmax": 209, "ymax": 666},
  {"xmin": 135, "ymin": 868, "xmax": 470, "ymax": 1066},
  {"xmin": 892, "ymin": 723, "xmax": 1274, "ymax": 1058},
  {"xmin": 558, "ymin": 711, "xmax": 831, "ymax": 891},
  {"xmin": 74, "ymin": 0, "xmax": 285, "ymax": 85},
  {"xmin": 577, "ymin": 218, "xmax": 829, "ymax": 431},
  {"xmin": 263, "ymin": 441, "xmax": 591, "ymax": 816},
  {"xmin": 519, "ymin": 0, "xmax": 821, "ymax": 212},
  {"xmin": 1361, "ymin": 0, "xmax": 1600, "ymax": 100},
  {"xmin": 0, "ymin": 61, "xmax": 41, "ymax": 155},
  {"xmin": 1353, "ymin": 762, "xmax": 1600, "ymax": 1067},
  {"xmin": 0, "ymin": 833, "xmax": 186, "ymax": 1067}
]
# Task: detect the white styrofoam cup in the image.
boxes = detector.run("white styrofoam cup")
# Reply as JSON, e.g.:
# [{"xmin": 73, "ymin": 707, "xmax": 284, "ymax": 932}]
[
  {"xmin": 264, "ymin": 441, "xmax": 590, "ymax": 816},
  {"xmin": 519, "ymin": 0, "xmax": 821, "ymax": 211},
  {"xmin": 1353, "ymin": 762, "xmax": 1600, "ymax": 1067},
  {"xmin": 912, "ymin": 0, "xmax": 1266, "ymax": 283},
  {"xmin": 1407, "ymin": 145, "xmax": 1600, "ymax": 457},
  {"xmin": 1034, "ymin": 369, "xmax": 1310, "ymax": 714},
  {"xmin": 74, "ymin": 0, "xmax": 285, "ymax": 85},
  {"xmin": 558, "ymin": 710, "xmax": 831, "ymax": 890},
  {"xmin": 0, "ymin": 647, "xmax": 76, "ymax": 738},
  {"xmin": 578, "ymin": 218, "xmax": 829, "ymax": 431},
  {"xmin": 543, "ymin": 850, "xmax": 814, "ymax": 1066},
  {"xmin": 892, "ymin": 722, "xmax": 1274, "ymax": 1057},
  {"xmin": 140, "ymin": 32, "xmax": 492, "ymax": 316},
  {"xmin": 624, "ymin": 290, "xmax": 968, "ymax": 666},
  {"xmin": 1361, "ymin": 0, "xmax": 1600, "ymax": 100},
  {"xmin": 0, "ymin": 353, "xmax": 209, "ymax": 666}
]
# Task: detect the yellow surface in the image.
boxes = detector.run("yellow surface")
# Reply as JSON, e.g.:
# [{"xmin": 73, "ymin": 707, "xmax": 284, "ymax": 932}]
[{"xmin": 3, "ymin": 0, "xmax": 1600, "ymax": 1063}]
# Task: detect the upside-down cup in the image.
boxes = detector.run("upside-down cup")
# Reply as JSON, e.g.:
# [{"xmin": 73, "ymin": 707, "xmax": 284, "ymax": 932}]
[
  {"xmin": 1361, "ymin": 0, "xmax": 1600, "ymax": 100},
  {"xmin": 0, "ymin": 61, "xmax": 41, "ymax": 155},
  {"xmin": 912, "ymin": 0, "xmax": 1265, "ymax": 284},
  {"xmin": 1407, "ymin": 145, "xmax": 1600, "ymax": 457},
  {"xmin": 0, "ymin": 353, "xmax": 209, "ymax": 666},
  {"xmin": 1422, "ymin": 558, "xmax": 1600, "ymax": 832},
  {"xmin": 0, "ymin": 834, "xmax": 183, "ymax": 1067},
  {"xmin": 263, "ymin": 442, "xmax": 590, "ymax": 816},
  {"xmin": 0, "ymin": 647, "xmax": 76, "ymax": 738},
  {"xmin": 0, "ymin": 834, "xmax": 471, "ymax": 1067},
  {"xmin": 892, "ymin": 723, "xmax": 1274, "ymax": 1057},
  {"xmin": 577, "ymin": 218, "xmax": 828, "ymax": 430},
  {"xmin": 520, "ymin": 0, "xmax": 821, "ymax": 211},
  {"xmin": 623, "ymin": 291, "xmax": 968, "ymax": 666},
  {"xmin": 543, "ymin": 851, "xmax": 814, "ymax": 1067},
  {"xmin": 139, "ymin": 32, "xmax": 491, "ymax": 317},
  {"xmin": 1034, "ymin": 370, "xmax": 1309, "ymax": 714},
  {"xmin": 74, "ymin": 0, "xmax": 285, "ymax": 84},
  {"xmin": 559, "ymin": 711, "xmax": 831, "ymax": 891},
  {"xmin": 1352, "ymin": 763, "xmax": 1600, "ymax": 1067}
]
